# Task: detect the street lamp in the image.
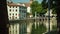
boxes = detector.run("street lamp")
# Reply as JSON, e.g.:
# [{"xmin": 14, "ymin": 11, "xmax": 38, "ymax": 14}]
[{"xmin": 48, "ymin": 0, "xmax": 50, "ymax": 34}]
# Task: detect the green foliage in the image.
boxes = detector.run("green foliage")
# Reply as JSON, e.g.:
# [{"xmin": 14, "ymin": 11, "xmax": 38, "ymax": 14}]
[
  {"xmin": 41, "ymin": 0, "xmax": 47, "ymax": 9},
  {"xmin": 31, "ymin": 23, "xmax": 46, "ymax": 34},
  {"xmin": 41, "ymin": 0, "xmax": 57, "ymax": 14},
  {"xmin": 30, "ymin": 1, "xmax": 47, "ymax": 16}
]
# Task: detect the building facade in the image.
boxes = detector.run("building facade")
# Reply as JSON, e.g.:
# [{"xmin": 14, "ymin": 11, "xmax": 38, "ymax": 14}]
[
  {"xmin": 7, "ymin": 3, "xmax": 19, "ymax": 20},
  {"xmin": 19, "ymin": 6, "xmax": 27, "ymax": 20},
  {"xmin": 7, "ymin": 2, "xmax": 27, "ymax": 20}
]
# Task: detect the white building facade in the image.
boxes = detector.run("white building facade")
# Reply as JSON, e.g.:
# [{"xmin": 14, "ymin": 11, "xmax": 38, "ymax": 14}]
[
  {"xmin": 7, "ymin": 3, "xmax": 27, "ymax": 20},
  {"xmin": 7, "ymin": 3, "xmax": 20, "ymax": 20}
]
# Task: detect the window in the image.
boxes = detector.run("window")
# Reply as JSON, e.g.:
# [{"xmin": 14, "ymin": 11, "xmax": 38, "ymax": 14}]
[
  {"xmin": 16, "ymin": 25, "xmax": 17, "ymax": 34},
  {"xmin": 22, "ymin": 10, "xmax": 26, "ymax": 13},
  {"xmin": 16, "ymin": 13, "xmax": 17, "ymax": 15},
  {"xmin": 45, "ymin": 18, "xmax": 47, "ymax": 21},
  {"xmin": 24, "ymin": 11, "xmax": 26, "ymax": 13},
  {"xmin": 13, "ymin": 25, "xmax": 14, "ymax": 34},
  {"xmin": 40, "ymin": 19, "xmax": 41, "ymax": 21},
  {"xmin": 19, "ymin": 10, "xmax": 21, "ymax": 11},
  {"xmin": 10, "ymin": 17, "xmax": 11, "ymax": 19},
  {"xmin": 16, "ymin": 9, "xmax": 17, "ymax": 12},
  {"xmin": 24, "ymin": 15, "xmax": 25, "ymax": 17},
  {"xmin": 9, "ymin": 13, "xmax": 11, "ymax": 15},
  {"xmin": 43, "ymin": 19, "xmax": 44, "ymax": 21},
  {"xmin": 13, "ymin": 13, "xmax": 14, "ymax": 15},
  {"xmin": 10, "ymin": 9, "xmax": 11, "ymax": 11}
]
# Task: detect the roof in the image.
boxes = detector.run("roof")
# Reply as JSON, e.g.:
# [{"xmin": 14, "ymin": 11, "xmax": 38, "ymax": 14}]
[
  {"xmin": 24, "ymin": 3, "xmax": 30, "ymax": 7},
  {"xmin": 17, "ymin": 2, "xmax": 31, "ymax": 7},
  {"xmin": 7, "ymin": 2, "xmax": 31, "ymax": 7},
  {"xmin": 7, "ymin": 3, "xmax": 25, "ymax": 7}
]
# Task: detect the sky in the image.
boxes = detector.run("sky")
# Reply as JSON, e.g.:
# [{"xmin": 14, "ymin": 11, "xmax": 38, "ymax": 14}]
[{"xmin": 11, "ymin": 0, "xmax": 43, "ymax": 3}]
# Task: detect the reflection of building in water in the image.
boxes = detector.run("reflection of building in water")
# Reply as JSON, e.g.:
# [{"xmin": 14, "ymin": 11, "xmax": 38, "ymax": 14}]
[
  {"xmin": 20, "ymin": 23, "xmax": 27, "ymax": 34},
  {"xmin": 9, "ymin": 23, "xmax": 19, "ymax": 34},
  {"xmin": 9, "ymin": 20, "xmax": 27, "ymax": 34}
]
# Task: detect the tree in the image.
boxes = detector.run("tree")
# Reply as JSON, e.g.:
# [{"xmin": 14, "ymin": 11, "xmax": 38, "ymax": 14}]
[
  {"xmin": 30, "ymin": 1, "xmax": 47, "ymax": 16},
  {"xmin": 41, "ymin": 0, "xmax": 57, "ymax": 14},
  {"xmin": 41, "ymin": 0, "xmax": 47, "ymax": 9}
]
